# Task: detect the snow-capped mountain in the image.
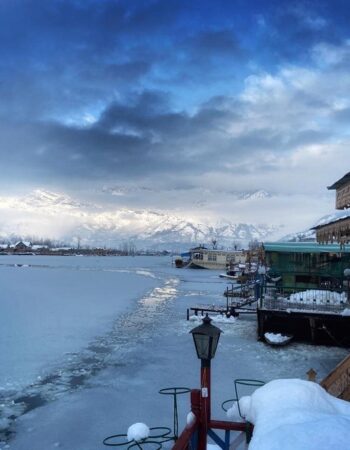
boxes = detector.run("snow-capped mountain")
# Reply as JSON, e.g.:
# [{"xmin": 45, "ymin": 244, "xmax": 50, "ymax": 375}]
[
  {"xmin": 0, "ymin": 189, "xmax": 280, "ymax": 250},
  {"xmin": 75, "ymin": 212, "xmax": 279, "ymax": 250},
  {"xmin": 237, "ymin": 190, "xmax": 272, "ymax": 200}
]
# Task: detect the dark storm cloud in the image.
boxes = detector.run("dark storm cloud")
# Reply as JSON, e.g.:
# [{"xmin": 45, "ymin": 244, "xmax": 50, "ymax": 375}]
[
  {"xmin": 185, "ymin": 29, "xmax": 243, "ymax": 61},
  {"xmin": 253, "ymin": 2, "xmax": 350, "ymax": 66},
  {"xmin": 0, "ymin": 0, "xmax": 155, "ymax": 120},
  {"xmin": 0, "ymin": 82, "xmax": 335, "ymax": 187},
  {"xmin": 0, "ymin": 91, "xmax": 233, "ymax": 181},
  {"xmin": 2, "ymin": 0, "xmax": 344, "ymax": 123}
]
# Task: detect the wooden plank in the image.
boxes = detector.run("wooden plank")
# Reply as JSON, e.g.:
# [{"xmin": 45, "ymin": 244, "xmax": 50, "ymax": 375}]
[{"xmin": 320, "ymin": 355, "xmax": 350, "ymax": 399}]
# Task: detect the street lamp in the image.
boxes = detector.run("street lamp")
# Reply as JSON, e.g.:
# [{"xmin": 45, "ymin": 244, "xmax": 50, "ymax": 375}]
[
  {"xmin": 257, "ymin": 265, "xmax": 267, "ymax": 307},
  {"xmin": 190, "ymin": 314, "xmax": 222, "ymax": 365},
  {"xmin": 344, "ymin": 268, "xmax": 350, "ymax": 302},
  {"xmin": 190, "ymin": 314, "xmax": 222, "ymax": 450}
]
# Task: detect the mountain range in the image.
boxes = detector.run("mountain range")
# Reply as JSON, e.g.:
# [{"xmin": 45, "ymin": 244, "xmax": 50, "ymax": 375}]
[
  {"xmin": 76, "ymin": 215, "xmax": 280, "ymax": 251},
  {"xmin": 0, "ymin": 189, "xmax": 280, "ymax": 251}
]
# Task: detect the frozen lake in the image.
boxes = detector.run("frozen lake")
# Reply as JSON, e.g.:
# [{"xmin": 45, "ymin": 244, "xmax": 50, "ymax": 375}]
[{"xmin": 0, "ymin": 255, "xmax": 347, "ymax": 450}]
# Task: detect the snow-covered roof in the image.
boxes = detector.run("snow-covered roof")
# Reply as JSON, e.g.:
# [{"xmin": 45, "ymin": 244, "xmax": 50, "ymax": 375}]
[
  {"xmin": 14, "ymin": 241, "xmax": 31, "ymax": 247},
  {"xmin": 312, "ymin": 209, "xmax": 350, "ymax": 229}
]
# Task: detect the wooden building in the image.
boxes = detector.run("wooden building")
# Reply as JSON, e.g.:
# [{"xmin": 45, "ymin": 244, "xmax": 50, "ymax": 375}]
[{"xmin": 314, "ymin": 171, "xmax": 350, "ymax": 245}]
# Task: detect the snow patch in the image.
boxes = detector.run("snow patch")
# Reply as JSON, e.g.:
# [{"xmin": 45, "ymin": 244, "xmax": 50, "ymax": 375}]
[
  {"xmin": 186, "ymin": 411, "xmax": 196, "ymax": 427},
  {"xmin": 127, "ymin": 423, "xmax": 150, "ymax": 442},
  {"xmin": 264, "ymin": 332, "xmax": 291, "ymax": 344},
  {"xmin": 207, "ymin": 444, "xmax": 221, "ymax": 450},
  {"xmin": 189, "ymin": 314, "xmax": 237, "ymax": 323}
]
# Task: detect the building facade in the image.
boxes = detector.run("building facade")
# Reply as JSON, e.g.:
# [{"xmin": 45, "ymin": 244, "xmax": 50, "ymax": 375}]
[{"xmin": 314, "ymin": 171, "xmax": 350, "ymax": 245}]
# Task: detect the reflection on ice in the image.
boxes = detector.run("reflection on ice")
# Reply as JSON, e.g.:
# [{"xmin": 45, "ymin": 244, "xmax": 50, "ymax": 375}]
[
  {"xmin": 141, "ymin": 280, "xmax": 179, "ymax": 306},
  {"xmin": 0, "ymin": 274, "xmax": 179, "ymax": 443}
]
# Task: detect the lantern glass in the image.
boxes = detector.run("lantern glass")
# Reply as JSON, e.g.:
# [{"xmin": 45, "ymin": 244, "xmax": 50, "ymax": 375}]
[
  {"xmin": 190, "ymin": 315, "xmax": 222, "ymax": 361},
  {"xmin": 192, "ymin": 333, "xmax": 211, "ymax": 359}
]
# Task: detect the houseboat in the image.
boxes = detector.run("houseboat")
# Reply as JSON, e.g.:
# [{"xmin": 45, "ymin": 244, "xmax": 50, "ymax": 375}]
[
  {"xmin": 257, "ymin": 241, "xmax": 350, "ymax": 345},
  {"xmin": 188, "ymin": 246, "xmax": 246, "ymax": 270},
  {"xmin": 263, "ymin": 242, "xmax": 350, "ymax": 290}
]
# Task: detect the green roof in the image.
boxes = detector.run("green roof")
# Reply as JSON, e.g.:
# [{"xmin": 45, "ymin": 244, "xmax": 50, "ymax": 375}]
[{"xmin": 264, "ymin": 242, "xmax": 350, "ymax": 254}]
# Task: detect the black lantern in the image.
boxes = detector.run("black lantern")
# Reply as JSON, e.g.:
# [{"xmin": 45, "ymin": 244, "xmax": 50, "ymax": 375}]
[{"xmin": 190, "ymin": 314, "xmax": 222, "ymax": 363}]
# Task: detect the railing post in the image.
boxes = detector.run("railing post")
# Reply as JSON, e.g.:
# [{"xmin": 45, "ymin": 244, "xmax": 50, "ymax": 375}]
[
  {"xmin": 190, "ymin": 389, "xmax": 200, "ymax": 450},
  {"xmin": 191, "ymin": 389, "xmax": 201, "ymax": 417},
  {"xmin": 172, "ymin": 390, "xmax": 200, "ymax": 450}
]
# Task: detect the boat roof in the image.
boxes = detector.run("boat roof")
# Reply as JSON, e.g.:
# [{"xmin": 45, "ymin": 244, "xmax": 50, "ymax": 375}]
[{"xmin": 264, "ymin": 242, "xmax": 350, "ymax": 254}]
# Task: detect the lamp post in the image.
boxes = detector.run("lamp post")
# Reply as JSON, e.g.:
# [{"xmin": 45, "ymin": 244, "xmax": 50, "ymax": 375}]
[
  {"xmin": 190, "ymin": 314, "xmax": 222, "ymax": 450},
  {"xmin": 257, "ymin": 265, "xmax": 266, "ymax": 307},
  {"xmin": 344, "ymin": 268, "xmax": 350, "ymax": 302}
]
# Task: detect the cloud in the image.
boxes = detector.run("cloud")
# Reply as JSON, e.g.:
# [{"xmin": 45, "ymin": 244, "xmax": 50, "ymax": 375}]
[
  {"xmin": 1, "ymin": 0, "xmax": 350, "ymax": 241},
  {"xmin": 2, "ymin": 35, "xmax": 350, "ymax": 195}
]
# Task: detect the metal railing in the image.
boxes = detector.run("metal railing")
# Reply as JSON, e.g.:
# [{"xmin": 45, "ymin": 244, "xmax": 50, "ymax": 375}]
[{"xmin": 260, "ymin": 285, "xmax": 350, "ymax": 313}]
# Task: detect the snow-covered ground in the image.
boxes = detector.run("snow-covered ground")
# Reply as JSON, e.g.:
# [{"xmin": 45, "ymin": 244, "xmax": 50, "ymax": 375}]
[{"xmin": 0, "ymin": 256, "xmax": 348, "ymax": 450}]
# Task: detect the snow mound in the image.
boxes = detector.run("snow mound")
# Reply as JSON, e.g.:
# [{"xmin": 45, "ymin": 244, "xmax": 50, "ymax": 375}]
[
  {"xmin": 243, "ymin": 379, "xmax": 350, "ymax": 450},
  {"xmin": 227, "ymin": 396, "xmax": 251, "ymax": 422},
  {"xmin": 289, "ymin": 290, "xmax": 347, "ymax": 305},
  {"xmin": 264, "ymin": 332, "xmax": 291, "ymax": 344},
  {"xmin": 127, "ymin": 423, "xmax": 150, "ymax": 442}
]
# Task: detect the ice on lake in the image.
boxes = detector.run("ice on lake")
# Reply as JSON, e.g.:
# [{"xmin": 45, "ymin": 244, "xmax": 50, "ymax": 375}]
[{"xmin": 0, "ymin": 255, "xmax": 347, "ymax": 450}]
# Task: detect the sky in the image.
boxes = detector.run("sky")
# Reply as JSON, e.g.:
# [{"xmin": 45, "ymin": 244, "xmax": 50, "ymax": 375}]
[{"xmin": 1, "ymin": 0, "xmax": 350, "ymax": 243}]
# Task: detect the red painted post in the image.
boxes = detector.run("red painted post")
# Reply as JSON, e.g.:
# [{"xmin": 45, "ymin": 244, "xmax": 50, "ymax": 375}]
[{"xmin": 198, "ymin": 363, "xmax": 210, "ymax": 450}]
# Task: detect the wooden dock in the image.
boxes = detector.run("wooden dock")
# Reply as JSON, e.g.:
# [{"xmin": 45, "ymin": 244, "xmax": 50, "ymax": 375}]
[
  {"xmin": 321, "ymin": 355, "xmax": 350, "ymax": 400},
  {"xmin": 187, "ymin": 297, "xmax": 257, "ymax": 320},
  {"xmin": 257, "ymin": 306, "xmax": 350, "ymax": 346}
]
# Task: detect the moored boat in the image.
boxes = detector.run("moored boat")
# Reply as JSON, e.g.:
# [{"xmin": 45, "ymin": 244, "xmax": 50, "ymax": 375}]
[{"xmin": 188, "ymin": 246, "xmax": 246, "ymax": 270}]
